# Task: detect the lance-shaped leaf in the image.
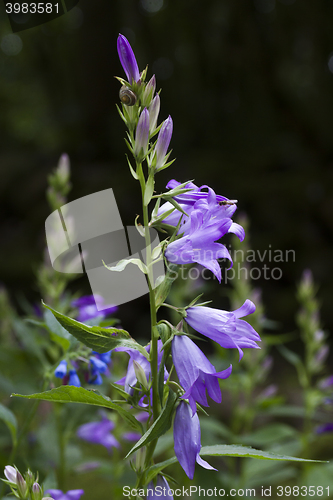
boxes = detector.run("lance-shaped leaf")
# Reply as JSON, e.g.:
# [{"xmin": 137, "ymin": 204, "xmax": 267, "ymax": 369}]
[
  {"xmin": 125, "ymin": 389, "xmax": 177, "ymax": 458},
  {"xmin": 199, "ymin": 444, "xmax": 326, "ymax": 462},
  {"xmin": 13, "ymin": 386, "xmax": 142, "ymax": 432},
  {"xmin": 144, "ymin": 172, "xmax": 155, "ymax": 206},
  {"xmin": 42, "ymin": 303, "xmax": 149, "ymax": 359}
]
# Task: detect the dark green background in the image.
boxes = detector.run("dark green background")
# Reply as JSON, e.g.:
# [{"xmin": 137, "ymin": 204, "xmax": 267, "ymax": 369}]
[{"xmin": 0, "ymin": 0, "xmax": 332, "ymax": 336}]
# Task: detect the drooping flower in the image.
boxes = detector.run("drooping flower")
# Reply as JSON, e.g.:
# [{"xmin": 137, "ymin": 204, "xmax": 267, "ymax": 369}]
[
  {"xmin": 77, "ymin": 416, "xmax": 120, "ymax": 451},
  {"xmin": 158, "ymin": 180, "xmax": 244, "ymax": 240},
  {"xmin": 54, "ymin": 360, "xmax": 67, "ymax": 379},
  {"xmin": 185, "ymin": 300, "xmax": 260, "ymax": 360},
  {"xmin": 134, "ymin": 108, "xmax": 150, "ymax": 158},
  {"xmin": 172, "ymin": 335, "xmax": 232, "ymax": 415},
  {"xmin": 71, "ymin": 295, "xmax": 117, "ymax": 323},
  {"xmin": 165, "ymin": 208, "xmax": 233, "ymax": 282},
  {"xmin": 147, "ymin": 475, "xmax": 174, "ymax": 499},
  {"xmin": 68, "ymin": 369, "xmax": 81, "ymax": 387},
  {"xmin": 45, "ymin": 489, "xmax": 84, "ymax": 500},
  {"xmin": 117, "ymin": 34, "xmax": 140, "ymax": 83},
  {"xmin": 173, "ymin": 401, "xmax": 215, "ymax": 479},
  {"xmin": 153, "ymin": 116, "xmax": 173, "ymax": 170}
]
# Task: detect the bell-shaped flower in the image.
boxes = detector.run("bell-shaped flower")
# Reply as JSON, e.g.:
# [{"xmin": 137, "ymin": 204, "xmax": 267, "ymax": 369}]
[
  {"xmin": 173, "ymin": 401, "xmax": 215, "ymax": 480},
  {"xmin": 165, "ymin": 209, "xmax": 233, "ymax": 282},
  {"xmin": 147, "ymin": 475, "xmax": 173, "ymax": 499},
  {"xmin": 68, "ymin": 369, "xmax": 81, "ymax": 387},
  {"xmin": 54, "ymin": 360, "xmax": 67, "ymax": 379},
  {"xmin": 153, "ymin": 116, "xmax": 173, "ymax": 170},
  {"xmin": 45, "ymin": 489, "xmax": 84, "ymax": 500},
  {"xmin": 134, "ymin": 108, "xmax": 150, "ymax": 158},
  {"xmin": 117, "ymin": 34, "xmax": 140, "ymax": 83},
  {"xmin": 185, "ymin": 300, "xmax": 261, "ymax": 360},
  {"xmin": 72, "ymin": 295, "xmax": 117, "ymax": 323},
  {"xmin": 77, "ymin": 416, "xmax": 120, "ymax": 451},
  {"xmin": 172, "ymin": 335, "xmax": 232, "ymax": 415}
]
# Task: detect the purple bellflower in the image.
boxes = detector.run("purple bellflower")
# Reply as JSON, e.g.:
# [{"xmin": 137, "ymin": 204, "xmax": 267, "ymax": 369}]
[
  {"xmin": 147, "ymin": 475, "xmax": 174, "ymax": 499},
  {"xmin": 77, "ymin": 416, "xmax": 120, "ymax": 451},
  {"xmin": 45, "ymin": 490, "xmax": 84, "ymax": 500},
  {"xmin": 117, "ymin": 34, "xmax": 140, "ymax": 83},
  {"xmin": 158, "ymin": 180, "xmax": 244, "ymax": 240},
  {"xmin": 68, "ymin": 369, "xmax": 81, "ymax": 387},
  {"xmin": 172, "ymin": 335, "xmax": 232, "ymax": 415},
  {"xmin": 165, "ymin": 208, "xmax": 233, "ymax": 282},
  {"xmin": 71, "ymin": 295, "xmax": 117, "ymax": 323},
  {"xmin": 185, "ymin": 300, "xmax": 260, "ymax": 360},
  {"xmin": 154, "ymin": 116, "xmax": 173, "ymax": 170},
  {"xmin": 134, "ymin": 108, "xmax": 150, "ymax": 158},
  {"xmin": 54, "ymin": 360, "xmax": 67, "ymax": 379},
  {"xmin": 173, "ymin": 401, "xmax": 215, "ymax": 480}
]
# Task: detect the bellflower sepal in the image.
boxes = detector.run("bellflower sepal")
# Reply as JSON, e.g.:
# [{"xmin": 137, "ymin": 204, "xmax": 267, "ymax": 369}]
[
  {"xmin": 117, "ymin": 34, "xmax": 140, "ymax": 84},
  {"xmin": 172, "ymin": 335, "xmax": 232, "ymax": 415},
  {"xmin": 68, "ymin": 369, "xmax": 81, "ymax": 387},
  {"xmin": 147, "ymin": 475, "xmax": 174, "ymax": 499},
  {"xmin": 173, "ymin": 401, "xmax": 215, "ymax": 479},
  {"xmin": 153, "ymin": 116, "xmax": 173, "ymax": 171},
  {"xmin": 134, "ymin": 108, "xmax": 150, "ymax": 159},
  {"xmin": 185, "ymin": 300, "xmax": 261, "ymax": 360},
  {"xmin": 45, "ymin": 489, "xmax": 84, "ymax": 500},
  {"xmin": 54, "ymin": 360, "xmax": 67, "ymax": 379}
]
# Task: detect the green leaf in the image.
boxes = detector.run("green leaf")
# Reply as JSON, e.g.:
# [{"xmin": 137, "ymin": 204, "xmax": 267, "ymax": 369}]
[
  {"xmin": 42, "ymin": 303, "xmax": 149, "ymax": 359},
  {"xmin": 0, "ymin": 403, "xmax": 17, "ymax": 446},
  {"xmin": 200, "ymin": 444, "xmax": 325, "ymax": 462},
  {"xmin": 126, "ymin": 155, "xmax": 139, "ymax": 180},
  {"xmin": 154, "ymin": 264, "xmax": 178, "ymax": 309},
  {"xmin": 125, "ymin": 389, "xmax": 177, "ymax": 458},
  {"xmin": 13, "ymin": 386, "xmax": 142, "ymax": 433},
  {"xmin": 44, "ymin": 309, "xmax": 71, "ymax": 351},
  {"xmin": 144, "ymin": 456, "xmax": 178, "ymax": 485},
  {"xmin": 104, "ymin": 257, "xmax": 147, "ymax": 275},
  {"xmin": 144, "ymin": 172, "xmax": 155, "ymax": 206}
]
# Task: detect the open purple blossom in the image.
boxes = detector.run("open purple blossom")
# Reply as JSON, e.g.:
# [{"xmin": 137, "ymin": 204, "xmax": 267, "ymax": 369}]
[
  {"xmin": 45, "ymin": 490, "xmax": 84, "ymax": 500},
  {"xmin": 158, "ymin": 180, "xmax": 244, "ymax": 241},
  {"xmin": 115, "ymin": 340, "xmax": 167, "ymax": 396},
  {"xmin": 71, "ymin": 295, "xmax": 117, "ymax": 323},
  {"xmin": 315, "ymin": 423, "xmax": 333, "ymax": 435},
  {"xmin": 134, "ymin": 108, "xmax": 150, "ymax": 157},
  {"xmin": 185, "ymin": 300, "xmax": 260, "ymax": 361},
  {"xmin": 172, "ymin": 335, "xmax": 232, "ymax": 415},
  {"xmin": 117, "ymin": 34, "xmax": 140, "ymax": 83},
  {"xmin": 174, "ymin": 401, "xmax": 215, "ymax": 480},
  {"xmin": 147, "ymin": 475, "xmax": 174, "ymax": 499},
  {"xmin": 154, "ymin": 116, "xmax": 173, "ymax": 170},
  {"xmin": 165, "ymin": 209, "xmax": 233, "ymax": 282},
  {"xmin": 77, "ymin": 416, "xmax": 120, "ymax": 451}
]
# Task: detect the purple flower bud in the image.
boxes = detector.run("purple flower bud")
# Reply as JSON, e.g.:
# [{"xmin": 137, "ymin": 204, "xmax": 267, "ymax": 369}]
[
  {"xmin": 134, "ymin": 108, "xmax": 150, "ymax": 157},
  {"xmin": 315, "ymin": 423, "xmax": 333, "ymax": 435},
  {"xmin": 154, "ymin": 116, "xmax": 173, "ymax": 170},
  {"xmin": 173, "ymin": 402, "xmax": 215, "ymax": 479},
  {"xmin": 142, "ymin": 75, "xmax": 156, "ymax": 107},
  {"xmin": 315, "ymin": 345, "xmax": 329, "ymax": 366},
  {"xmin": 16, "ymin": 471, "xmax": 28, "ymax": 498},
  {"xmin": 4, "ymin": 465, "xmax": 17, "ymax": 483},
  {"xmin": 45, "ymin": 490, "xmax": 84, "ymax": 500},
  {"xmin": 32, "ymin": 482, "xmax": 43, "ymax": 500},
  {"xmin": 68, "ymin": 369, "xmax": 81, "ymax": 387},
  {"xmin": 147, "ymin": 475, "xmax": 174, "ymax": 499},
  {"xmin": 117, "ymin": 34, "xmax": 140, "ymax": 83},
  {"xmin": 148, "ymin": 94, "xmax": 160, "ymax": 134},
  {"xmin": 54, "ymin": 360, "xmax": 67, "ymax": 379},
  {"xmin": 319, "ymin": 375, "xmax": 333, "ymax": 389}
]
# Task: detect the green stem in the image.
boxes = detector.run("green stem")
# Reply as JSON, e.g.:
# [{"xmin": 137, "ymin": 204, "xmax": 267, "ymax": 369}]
[{"xmin": 55, "ymin": 403, "xmax": 66, "ymax": 490}]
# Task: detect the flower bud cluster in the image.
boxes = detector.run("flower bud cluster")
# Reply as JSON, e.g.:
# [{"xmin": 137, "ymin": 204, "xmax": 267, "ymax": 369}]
[{"xmin": 3, "ymin": 466, "xmax": 49, "ymax": 500}]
